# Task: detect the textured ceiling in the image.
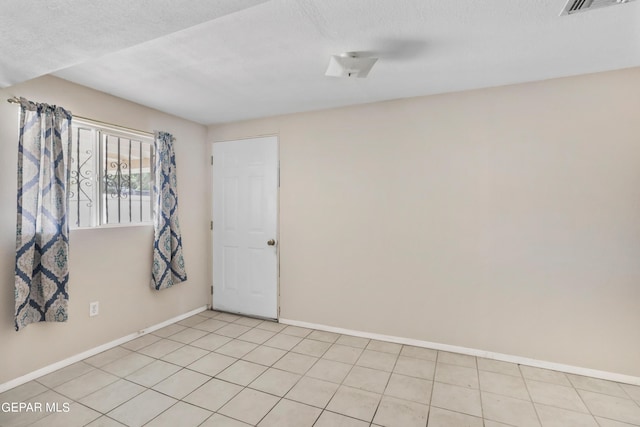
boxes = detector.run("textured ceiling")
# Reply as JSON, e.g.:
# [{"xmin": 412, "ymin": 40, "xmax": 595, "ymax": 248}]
[
  {"xmin": 0, "ymin": 0, "xmax": 269, "ymax": 87},
  {"xmin": 4, "ymin": 0, "xmax": 640, "ymax": 125}
]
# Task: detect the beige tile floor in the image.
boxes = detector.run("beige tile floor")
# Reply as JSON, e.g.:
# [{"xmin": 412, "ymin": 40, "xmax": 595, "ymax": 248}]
[{"xmin": 1, "ymin": 310, "xmax": 639, "ymax": 427}]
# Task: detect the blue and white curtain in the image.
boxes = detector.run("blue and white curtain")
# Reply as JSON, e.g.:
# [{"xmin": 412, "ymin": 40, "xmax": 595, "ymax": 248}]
[
  {"xmin": 14, "ymin": 98, "xmax": 72, "ymax": 331},
  {"xmin": 152, "ymin": 131, "xmax": 187, "ymax": 290}
]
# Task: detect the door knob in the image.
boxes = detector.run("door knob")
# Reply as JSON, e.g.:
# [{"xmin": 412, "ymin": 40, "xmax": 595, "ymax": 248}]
[{"xmin": 267, "ymin": 239, "xmax": 276, "ymax": 246}]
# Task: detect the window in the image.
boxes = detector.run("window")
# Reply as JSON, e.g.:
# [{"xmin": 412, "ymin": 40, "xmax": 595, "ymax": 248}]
[{"xmin": 69, "ymin": 119, "xmax": 154, "ymax": 228}]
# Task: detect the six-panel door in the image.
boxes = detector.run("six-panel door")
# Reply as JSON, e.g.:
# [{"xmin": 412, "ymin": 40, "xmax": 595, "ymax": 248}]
[{"xmin": 212, "ymin": 136, "xmax": 278, "ymax": 319}]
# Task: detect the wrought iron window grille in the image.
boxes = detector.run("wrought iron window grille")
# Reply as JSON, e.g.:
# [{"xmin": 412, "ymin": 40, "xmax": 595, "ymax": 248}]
[{"xmin": 69, "ymin": 119, "xmax": 154, "ymax": 228}]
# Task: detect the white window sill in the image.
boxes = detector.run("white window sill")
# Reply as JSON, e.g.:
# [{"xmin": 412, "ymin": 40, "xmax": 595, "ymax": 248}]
[{"xmin": 70, "ymin": 222, "xmax": 153, "ymax": 231}]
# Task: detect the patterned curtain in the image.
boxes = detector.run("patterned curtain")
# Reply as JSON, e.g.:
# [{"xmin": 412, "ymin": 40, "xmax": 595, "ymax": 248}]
[
  {"xmin": 152, "ymin": 131, "xmax": 187, "ymax": 290},
  {"xmin": 14, "ymin": 98, "xmax": 72, "ymax": 331}
]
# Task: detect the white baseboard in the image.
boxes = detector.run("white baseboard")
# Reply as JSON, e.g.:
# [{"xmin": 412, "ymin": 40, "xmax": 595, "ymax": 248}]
[
  {"xmin": 280, "ymin": 318, "xmax": 640, "ymax": 387},
  {"xmin": 0, "ymin": 306, "xmax": 208, "ymax": 394}
]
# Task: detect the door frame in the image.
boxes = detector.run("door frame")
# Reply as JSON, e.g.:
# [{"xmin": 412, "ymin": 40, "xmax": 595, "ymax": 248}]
[{"xmin": 210, "ymin": 135, "xmax": 280, "ymax": 320}]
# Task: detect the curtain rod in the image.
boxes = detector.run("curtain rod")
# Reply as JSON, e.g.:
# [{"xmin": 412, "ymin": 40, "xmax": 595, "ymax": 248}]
[{"xmin": 6, "ymin": 97, "xmax": 154, "ymax": 137}]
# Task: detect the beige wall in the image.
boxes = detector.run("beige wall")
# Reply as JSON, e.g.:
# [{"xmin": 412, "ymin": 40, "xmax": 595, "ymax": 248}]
[
  {"xmin": 0, "ymin": 76, "xmax": 210, "ymax": 384},
  {"xmin": 209, "ymin": 68, "xmax": 640, "ymax": 378}
]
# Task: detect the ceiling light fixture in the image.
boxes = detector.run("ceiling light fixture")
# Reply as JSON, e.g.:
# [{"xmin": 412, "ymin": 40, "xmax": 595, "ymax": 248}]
[{"xmin": 325, "ymin": 52, "xmax": 378, "ymax": 78}]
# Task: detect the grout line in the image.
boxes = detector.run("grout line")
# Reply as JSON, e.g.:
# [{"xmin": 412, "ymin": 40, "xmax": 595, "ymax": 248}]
[
  {"xmin": 570, "ymin": 378, "xmax": 601, "ymax": 421},
  {"xmin": 313, "ymin": 410, "xmax": 375, "ymax": 426},
  {"xmin": 473, "ymin": 352, "xmax": 484, "ymax": 422},
  {"xmin": 619, "ymin": 383, "xmax": 640, "ymax": 405},
  {"xmin": 141, "ymin": 399, "xmax": 181, "ymax": 426},
  {"xmin": 426, "ymin": 350, "xmax": 438, "ymax": 426},
  {"xmin": 250, "ymin": 332, "xmax": 312, "ymax": 426},
  {"xmin": 519, "ymin": 363, "xmax": 544, "ymax": 427},
  {"xmin": 307, "ymin": 335, "xmax": 370, "ymax": 420},
  {"xmin": 309, "ymin": 405, "xmax": 324, "ymax": 427},
  {"xmin": 369, "ymin": 344, "xmax": 403, "ymax": 425},
  {"xmin": 573, "ymin": 386, "xmax": 640, "ymax": 401}
]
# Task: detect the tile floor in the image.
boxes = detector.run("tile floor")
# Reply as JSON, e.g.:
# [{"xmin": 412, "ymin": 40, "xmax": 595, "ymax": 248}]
[{"xmin": 1, "ymin": 310, "xmax": 639, "ymax": 427}]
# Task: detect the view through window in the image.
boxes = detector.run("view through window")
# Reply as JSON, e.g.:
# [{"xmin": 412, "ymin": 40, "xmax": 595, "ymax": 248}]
[{"xmin": 69, "ymin": 120, "xmax": 154, "ymax": 228}]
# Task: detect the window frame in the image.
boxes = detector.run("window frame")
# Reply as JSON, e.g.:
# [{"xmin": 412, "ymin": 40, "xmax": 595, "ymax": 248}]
[{"xmin": 69, "ymin": 118, "xmax": 155, "ymax": 230}]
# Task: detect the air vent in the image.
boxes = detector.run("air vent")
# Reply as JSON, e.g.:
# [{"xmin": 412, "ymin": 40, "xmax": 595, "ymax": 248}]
[{"xmin": 561, "ymin": 0, "xmax": 636, "ymax": 15}]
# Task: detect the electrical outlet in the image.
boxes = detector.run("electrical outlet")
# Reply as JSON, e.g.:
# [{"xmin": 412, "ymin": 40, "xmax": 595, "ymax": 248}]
[{"xmin": 89, "ymin": 301, "xmax": 99, "ymax": 317}]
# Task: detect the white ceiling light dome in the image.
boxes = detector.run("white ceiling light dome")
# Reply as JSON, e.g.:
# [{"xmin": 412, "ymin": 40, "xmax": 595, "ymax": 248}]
[{"xmin": 325, "ymin": 52, "xmax": 378, "ymax": 78}]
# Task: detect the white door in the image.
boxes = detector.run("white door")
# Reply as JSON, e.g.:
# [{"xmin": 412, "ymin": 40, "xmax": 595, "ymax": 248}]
[{"xmin": 212, "ymin": 137, "xmax": 278, "ymax": 319}]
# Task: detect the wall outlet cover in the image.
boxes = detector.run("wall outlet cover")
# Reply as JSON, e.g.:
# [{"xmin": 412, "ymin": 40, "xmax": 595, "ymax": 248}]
[{"xmin": 89, "ymin": 302, "xmax": 99, "ymax": 317}]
